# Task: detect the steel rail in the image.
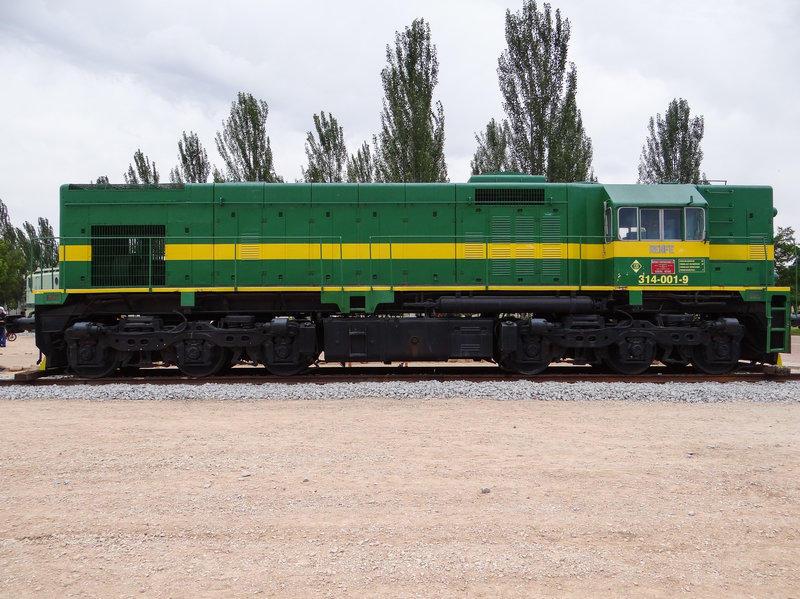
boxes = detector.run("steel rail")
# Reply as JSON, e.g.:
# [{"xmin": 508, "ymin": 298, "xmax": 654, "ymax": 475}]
[{"xmin": 1, "ymin": 364, "xmax": 796, "ymax": 386}]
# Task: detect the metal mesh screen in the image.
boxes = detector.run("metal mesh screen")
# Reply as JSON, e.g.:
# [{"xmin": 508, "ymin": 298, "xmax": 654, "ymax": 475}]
[
  {"xmin": 475, "ymin": 188, "xmax": 545, "ymax": 205},
  {"xmin": 91, "ymin": 225, "xmax": 165, "ymax": 287}
]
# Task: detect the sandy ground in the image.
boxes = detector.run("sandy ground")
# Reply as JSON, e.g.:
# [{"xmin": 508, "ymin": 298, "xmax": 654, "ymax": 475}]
[
  {"xmin": 0, "ymin": 335, "xmax": 798, "ymax": 598},
  {"xmin": 0, "ymin": 333, "xmax": 43, "ymax": 375}
]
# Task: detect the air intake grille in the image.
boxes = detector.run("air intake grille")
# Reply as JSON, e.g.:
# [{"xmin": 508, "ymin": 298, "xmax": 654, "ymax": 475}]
[
  {"xmin": 475, "ymin": 188, "xmax": 545, "ymax": 205},
  {"xmin": 91, "ymin": 225, "xmax": 166, "ymax": 287}
]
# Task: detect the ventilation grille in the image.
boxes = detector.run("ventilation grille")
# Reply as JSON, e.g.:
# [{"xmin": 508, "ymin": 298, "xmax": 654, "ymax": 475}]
[
  {"xmin": 475, "ymin": 188, "xmax": 545, "ymax": 205},
  {"xmin": 541, "ymin": 216, "xmax": 563, "ymax": 278},
  {"xmin": 239, "ymin": 244, "xmax": 261, "ymax": 260},
  {"xmin": 91, "ymin": 225, "xmax": 166, "ymax": 287},
  {"xmin": 749, "ymin": 243, "xmax": 767, "ymax": 260}
]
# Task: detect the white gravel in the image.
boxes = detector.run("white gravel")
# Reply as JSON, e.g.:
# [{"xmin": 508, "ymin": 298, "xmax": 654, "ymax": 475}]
[{"xmin": 0, "ymin": 379, "xmax": 798, "ymax": 402}]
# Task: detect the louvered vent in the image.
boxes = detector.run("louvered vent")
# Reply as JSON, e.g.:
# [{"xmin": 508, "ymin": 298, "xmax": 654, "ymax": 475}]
[{"xmin": 239, "ymin": 244, "xmax": 261, "ymax": 260}]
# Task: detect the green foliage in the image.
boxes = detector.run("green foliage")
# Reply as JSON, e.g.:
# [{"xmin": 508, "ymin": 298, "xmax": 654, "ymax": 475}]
[
  {"xmin": 0, "ymin": 237, "xmax": 26, "ymax": 309},
  {"xmin": 638, "ymin": 98, "xmax": 705, "ymax": 184},
  {"xmin": 374, "ymin": 18, "xmax": 447, "ymax": 183},
  {"xmin": 547, "ymin": 68, "xmax": 595, "ymax": 181},
  {"xmin": 0, "ymin": 199, "xmax": 55, "ymax": 309},
  {"xmin": 16, "ymin": 217, "xmax": 58, "ymax": 275},
  {"xmin": 215, "ymin": 92, "xmax": 283, "ymax": 183},
  {"xmin": 497, "ymin": 0, "xmax": 593, "ymax": 181},
  {"xmin": 774, "ymin": 226, "xmax": 799, "ymax": 310},
  {"xmin": 124, "ymin": 149, "xmax": 160, "ymax": 184},
  {"xmin": 471, "ymin": 118, "xmax": 517, "ymax": 175},
  {"xmin": 212, "ymin": 167, "xmax": 226, "ymax": 184},
  {"xmin": 169, "ymin": 131, "xmax": 211, "ymax": 183},
  {"xmin": 95, "ymin": 175, "xmax": 109, "ymax": 184},
  {"xmin": 346, "ymin": 142, "xmax": 375, "ymax": 183},
  {"xmin": 302, "ymin": 112, "xmax": 347, "ymax": 183}
]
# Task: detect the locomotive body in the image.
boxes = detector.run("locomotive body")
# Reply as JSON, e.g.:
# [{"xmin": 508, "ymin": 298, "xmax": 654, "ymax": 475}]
[{"xmin": 35, "ymin": 175, "xmax": 791, "ymax": 377}]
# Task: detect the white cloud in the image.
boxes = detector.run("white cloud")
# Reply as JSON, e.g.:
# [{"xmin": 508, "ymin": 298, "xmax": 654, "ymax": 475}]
[{"xmin": 0, "ymin": 0, "xmax": 798, "ymax": 230}]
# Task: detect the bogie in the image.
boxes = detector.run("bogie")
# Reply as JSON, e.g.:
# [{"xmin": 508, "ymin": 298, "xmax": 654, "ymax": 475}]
[{"xmin": 52, "ymin": 307, "xmax": 749, "ymax": 378}]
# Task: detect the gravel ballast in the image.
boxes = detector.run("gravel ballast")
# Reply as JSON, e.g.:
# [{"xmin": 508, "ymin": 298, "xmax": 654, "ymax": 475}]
[{"xmin": 1, "ymin": 379, "xmax": 798, "ymax": 402}]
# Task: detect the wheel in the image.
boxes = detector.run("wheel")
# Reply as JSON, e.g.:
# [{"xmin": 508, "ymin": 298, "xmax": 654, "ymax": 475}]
[
  {"xmin": 175, "ymin": 340, "xmax": 230, "ymax": 378},
  {"xmin": 7, "ymin": 332, "xmax": 16, "ymax": 342},
  {"xmin": 263, "ymin": 348, "xmax": 316, "ymax": 376},
  {"xmin": 603, "ymin": 335, "xmax": 656, "ymax": 375},
  {"xmin": 262, "ymin": 324, "xmax": 318, "ymax": 376},
  {"xmin": 497, "ymin": 334, "xmax": 552, "ymax": 375},
  {"xmin": 691, "ymin": 338, "xmax": 740, "ymax": 374},
  {"xmin": 69, "ymin": 345, "xmax": 119, "ymax": 378},
  {"xmin": 498, "ymin": 356, "xmax": 550, "ymax": 375}
]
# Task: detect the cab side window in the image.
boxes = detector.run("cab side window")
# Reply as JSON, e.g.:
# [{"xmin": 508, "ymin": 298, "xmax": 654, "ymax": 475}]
[
  {"xmin": 617, "ymin": 206, "xmax": 706, "ymax": 241},
  {"xmin": 617, "ymin": 207, "xmax": 639, "ymax": 240},
  {"xmin": 685, "ymin": 207, "xmax": 705, "ymax": 240},
  {"xmin": 663, "ymin": 209, "xmax": 681, "ymax": 240},
  {"xmin": 640, "ymin": 209, "xmax": 660, "ymax": 240}
]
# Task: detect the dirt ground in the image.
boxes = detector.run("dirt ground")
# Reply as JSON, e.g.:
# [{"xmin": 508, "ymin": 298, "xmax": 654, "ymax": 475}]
[{"xmin": 1, "ymin": 335, "xmax": 799, "ymax": 598}]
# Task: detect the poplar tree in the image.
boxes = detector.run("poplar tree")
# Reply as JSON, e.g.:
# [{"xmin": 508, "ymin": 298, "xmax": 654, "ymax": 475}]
[
  {"xmin": 215, "ymin": 92, "xmax": 283, "ymax": 182},
  {"xmin": 637, "ymin": 98, "xmax": 705, "ymax": 184},
  {"xmin": 374, "ymin": 18, "xmax": 447, "ymax": 183},
  {"xmin": 18, "ymin": 218, "xmax": 58, "ymax": 272},
  {"xmin": 346, "ymin": 142, "xmax": 375, "ymax": 183},
  {"xmin": 169, "ymin": 131, "xmax": 211, "ymax": 183},
  {"xmin": 497, "ymin": 0, "xmax": 593, "ymax": 181},
  {"xmin": 35, "ymin": 218, "xmax": 59, "ymax": 269},
  {"xmin": 302, "ymin": 112, "xmax": 347, "ymax": 183},
  {"xmin": 471, "ymin": 118, "xmax": 517, "ymax": 174},
  {"xmin": 124, "ymin": 149, "xmax": 160, "ymax": 184}
]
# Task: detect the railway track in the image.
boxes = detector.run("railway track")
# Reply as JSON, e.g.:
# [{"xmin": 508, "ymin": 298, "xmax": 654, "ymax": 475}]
[{"xmin": 1, "ymin": 363, "xmax": 796, "ymax": 386}]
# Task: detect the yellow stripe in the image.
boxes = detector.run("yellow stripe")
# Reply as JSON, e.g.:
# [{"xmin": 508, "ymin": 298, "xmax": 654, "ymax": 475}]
[
  {"xmin": 63, "ymin": 241, "xmax": 776, "ymax": 263},
  {"xmin": 165, "ymin": 244, "xmax": 236, "ymax": 261},
  {"xmin": 60, "ymin": 245, "xmax": 92, "ymax": 261},
  {"xmin": 606, "ymin": 241, "xmax": 699, "ymax": 258},
  {"xmin": 709, "ymin": 245, "xmax": 775, "ymax": 261},
  {"xmin": 165, "ymin": 242, "xmax": 573, "ymax": 261},
  {"xmin": 598, "ymin": 241, "xmax": 774, "ymax": 261},
  {"xmin": 566, "ymin": 243, "xmax": 604, "ymax": 260}
]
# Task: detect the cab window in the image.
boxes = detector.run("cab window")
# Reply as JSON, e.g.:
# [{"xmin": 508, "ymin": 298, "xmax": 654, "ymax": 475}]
[
  {"xmin": 663, "ymin": 209, "xmax": 681, "ymax": 240},
  {"xmin": 617, "ymin": 207, "xmax": 639, "ymax": 240},
  {"xmin": 640, "ymin": 209, "xmax": 660, "ymax": 240},
  {"xmin": 685, "ymin": 207, "xmax": 705, "ymax": 240},
  {"xmin": 617, "ymin": 206, "xmax": 706, "ymax": 241}
]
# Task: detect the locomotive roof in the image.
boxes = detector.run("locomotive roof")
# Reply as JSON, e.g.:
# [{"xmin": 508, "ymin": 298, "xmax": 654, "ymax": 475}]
[{"xmin": 603, "ymin": 184, "xmax": 707, "ymax": 207}]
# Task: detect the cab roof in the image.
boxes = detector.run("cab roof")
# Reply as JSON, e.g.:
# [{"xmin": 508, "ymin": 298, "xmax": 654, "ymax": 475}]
[{"xmin": 604, "ymin": 184, "xmax": 707, "ymax": 207}]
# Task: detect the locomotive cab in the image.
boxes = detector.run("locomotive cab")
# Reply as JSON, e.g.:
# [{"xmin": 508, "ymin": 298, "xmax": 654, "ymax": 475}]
[{"xmin": 602, "ymin": 185, "xmax": 709, "ymax": 288}]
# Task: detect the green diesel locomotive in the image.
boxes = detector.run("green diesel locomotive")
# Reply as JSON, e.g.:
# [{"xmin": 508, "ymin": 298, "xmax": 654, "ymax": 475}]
[{"xmin": 34, "ymin": 174, "xmax": 790, "ymax": 377}]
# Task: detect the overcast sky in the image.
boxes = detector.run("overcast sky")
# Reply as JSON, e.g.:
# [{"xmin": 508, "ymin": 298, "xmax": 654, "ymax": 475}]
[{"xmin": 1, "ymin": 0, "xmax": 798, "ymax": 232}]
